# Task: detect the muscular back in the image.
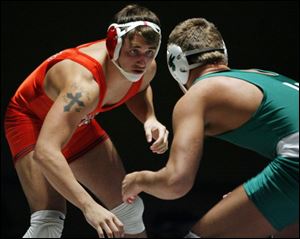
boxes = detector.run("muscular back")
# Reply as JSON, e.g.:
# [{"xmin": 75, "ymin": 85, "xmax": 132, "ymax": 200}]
[
  {"xmin": 189, "ymin": 76, "xmax": 264, "ymax": 136},
  {"xmin": 188, "ymin": 69, "xmax": 298, "ymax": 158}
]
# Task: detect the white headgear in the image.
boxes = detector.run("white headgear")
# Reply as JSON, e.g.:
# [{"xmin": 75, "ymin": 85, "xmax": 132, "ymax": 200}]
[
  {"xmin": 111, "ymin": 60, "xmax": 144, "ymax": 82},
  {"xmin": 106, "ymin": 21, "xmax": 161, "ymax": 82},
  {"xmin": 167, "ymin": 43, "xmax": 226, "ymax": 91}
]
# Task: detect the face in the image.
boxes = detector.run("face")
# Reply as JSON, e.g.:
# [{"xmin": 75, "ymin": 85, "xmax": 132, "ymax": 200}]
[{"xmin": 118, "ymin": 34, "xmax": 157, "ymax": 74}]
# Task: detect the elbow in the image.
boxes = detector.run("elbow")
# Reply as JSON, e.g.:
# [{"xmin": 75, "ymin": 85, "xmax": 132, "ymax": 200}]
[
  {"xmin": 166, "ymin": 175, "xmax": 194, "ymax": 199},
  {"xmin": 32, "ymin": 147, "xmax": 44, "ymax": 163},
  {"xmin": 32, "ymin": 144, "xmax": 52, "ymax": 165}
]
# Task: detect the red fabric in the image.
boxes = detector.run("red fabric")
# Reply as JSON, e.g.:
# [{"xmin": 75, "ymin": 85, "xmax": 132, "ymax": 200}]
[{"xmin": 4, "ymin": 39, "xmax": 143, "ymax": 163}]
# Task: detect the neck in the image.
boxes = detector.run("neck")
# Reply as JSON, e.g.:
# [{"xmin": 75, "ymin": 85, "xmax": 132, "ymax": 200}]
[{"xmin": 186, "ymin": 64, "xmax": 230, "ymax": 89}]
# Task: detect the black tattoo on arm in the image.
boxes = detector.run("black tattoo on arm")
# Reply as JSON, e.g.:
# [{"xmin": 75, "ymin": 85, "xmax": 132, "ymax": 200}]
[{"xmin": 63, "ymin": 92, "xmax": 85, "ymax": 112}]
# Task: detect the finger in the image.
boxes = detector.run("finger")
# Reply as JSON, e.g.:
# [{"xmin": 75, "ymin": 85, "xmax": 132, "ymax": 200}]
[
  {"xmin": 152, "ymin": 141, "xmax": 167, "ymax": 150},
  {"xmin": 144, "ymin": 127, "xmax": 152, "ymax": 142},
  {"xmin": 163, "ymin": 130, "xmax": 169, "ymax": 144},
  {"xmin": 102, "ymin": 223, "xmax": 113, "ymax": 238},
  {"xmin": 129, "ymin": 195, "xmax": 137, "ymax": 202},
  {"xmin": 154, "ymin": 149, "xmax": 167, "ymax": 154},
  {"xmin": 113, "ymin": 217, "xmax": 124, "ymax": 237},
  {"xmin": 127, "ymin": 199, "xmax": 133, "ymax": 204},
  {"xmin": 96, "ymin": 226, "xmax": 104, "ymax": 238},
  {"xmin": 126, "ymin": 196, "xmax": 135, "ymax": 204},
  {"xmin": 122, "ymin": 192, "xmax": 133, "ymax": 204},
  {"xmin": 156, "ymin": 130, "xmax": 165, "ymax": 144},
  {"xmin": 154, "ymin": 147, "xmax": 168, "ymax": 154},
  {"xmin": 107, "ymin": 220, "xmax": 121, "ymax": 238},
  {"xmin": 150, "ymin": 134, "xmax": 164, "ymax": 149},
  {"xmin": 152, "ymin": 128, "xmax": 167, "ymax": 147},
  {"xmin": 113, "ymin": 216, "xmax": 124, "ymax": 230},
  {"xmin": 151, "ymin": 143, "xmax": 168, "ymax": 153}
]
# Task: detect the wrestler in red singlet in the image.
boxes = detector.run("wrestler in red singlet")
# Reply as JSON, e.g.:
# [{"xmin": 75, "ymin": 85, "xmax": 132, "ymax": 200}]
[{"xmin": 5, "ymin": 39, "xmax": 143, "ymax": 163}]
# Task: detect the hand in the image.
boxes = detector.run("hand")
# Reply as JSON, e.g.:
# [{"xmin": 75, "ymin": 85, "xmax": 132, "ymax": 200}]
[
  {"xmin": 144, "ymin": 118, "xmax": 169, "ymax": 154},
  {"xmin": 83, "ymin": 202, "xmax": 124, "ymax": 238},
  {"xmin": 122, "ymin": 172, "xmax": 142, "ymax": 204}
]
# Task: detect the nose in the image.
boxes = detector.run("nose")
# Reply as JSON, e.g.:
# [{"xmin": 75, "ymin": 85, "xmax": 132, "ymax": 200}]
[{"xmin": 136, "ymin": 55, "xmax": 148, "ymax": 67}]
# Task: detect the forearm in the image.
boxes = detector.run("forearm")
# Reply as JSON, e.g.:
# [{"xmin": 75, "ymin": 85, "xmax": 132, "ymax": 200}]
[
  {"xmin": 33, "ymin": 150, "xmax": 95, "ymax": 212},
  {"xmin": 137, "ymin": 168, "xmax": 187, "ymax": 200},
  {"xmin": 126, "ymin": 86, "xmax": 156, "ymax": 123}
]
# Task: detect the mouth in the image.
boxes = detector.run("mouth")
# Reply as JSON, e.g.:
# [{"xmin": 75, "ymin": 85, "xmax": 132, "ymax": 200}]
[{"xmin": 132, "ymin": 68, "xmax": 145, "ymax": 74}]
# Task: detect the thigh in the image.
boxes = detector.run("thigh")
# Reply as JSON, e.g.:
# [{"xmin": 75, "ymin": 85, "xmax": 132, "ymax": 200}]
[
  {"xmin": 69, "ymin": 138, "xmax": 126, "ymax": 209},
  {"xmin": 15, "ymin": 151, "xmax": 66, "ymax": 214},
  {"xmin": 244, "ymin": 156, "xmax": 299, "ymax": 231},
  {"xmin": 192, "ymin": 185, "xmax": 276, "ymax": 237},
  {"xmin": 4, "ymin": 104, "xmax": 40, "ymax": 163},
  {"xmin": 62, "ymin": 119, "xmax": 108, "ymax": 163}
]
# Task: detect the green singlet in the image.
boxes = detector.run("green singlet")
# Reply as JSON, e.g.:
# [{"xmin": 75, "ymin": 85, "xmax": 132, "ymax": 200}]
[{"xmin": 193, "ymin": 69, "xmax": 299, "ymax": 230}]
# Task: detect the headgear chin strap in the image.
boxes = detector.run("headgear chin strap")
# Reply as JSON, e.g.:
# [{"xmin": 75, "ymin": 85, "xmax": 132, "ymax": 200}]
[
  {"xmin": 112, "ymin": 60, "xmax": 143, "ymax": 82},
  {"xmin": 167, "ymin": 43, "xmax": 226, "ymax": 92}
]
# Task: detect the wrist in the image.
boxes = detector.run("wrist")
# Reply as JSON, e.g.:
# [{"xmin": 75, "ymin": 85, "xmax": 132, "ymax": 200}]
[
  {"xmin": 138, "ymin": 170, "xmax": 156, "ymax": 189},
  {"xmin": 144, "ymin": 115, "xmax": 157, "ymax": 124},
  {"xmin": 79, "ymin": 196, "xmax": 97, "ymax": 213},
  {"xmin": 134, "ymin": 171, "xmax": 145, "ymax": 192},
  {"xmin": 144, "ymin": 117, "xmax": 157, "ymax": 128}
]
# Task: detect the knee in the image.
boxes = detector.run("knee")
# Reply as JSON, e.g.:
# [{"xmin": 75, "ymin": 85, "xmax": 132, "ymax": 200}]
[
  {"xmin": 110, "ymin": 196, "xmax": 145, "ymax": 235},
  {"xmin": 23, "ymin": 210, "xmax": 65, "ymax": 238}
]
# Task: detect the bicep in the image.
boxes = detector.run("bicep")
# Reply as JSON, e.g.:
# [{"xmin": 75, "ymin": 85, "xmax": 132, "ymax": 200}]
[
  {"xmin": 167, "ymin": 95, "xmax": 206, "ymax": 178},
  {"xmin": 37, "ymin": 82, "xmax": 99, "ymax": 150}
]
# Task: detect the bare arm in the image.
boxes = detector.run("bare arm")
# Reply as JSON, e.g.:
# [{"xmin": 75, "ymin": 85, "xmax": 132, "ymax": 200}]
[
  {"xmin": 126, "ymin": 64, "xmax": 169, "ymax": 154},
  {"xmin": 34, "ymin": 61, "xmax": 123, "ymax": 237},
  {"xmin": 122, "ymin": 76, "xmax": 264, "ymax": 202},
  {"xmin": 125, "ymin": 60, "xmax": 157, "ymax": 124},
  {"xmin": 122, "ymin": 89, "xmax": 206, "ymax": 200},
  {"xmin": 126, "ymin": 85, "xmax": 156, "ymax": 124},
  {"xmin": 34, "ymin": 94, "xmax": 97, "ymax": 210}
]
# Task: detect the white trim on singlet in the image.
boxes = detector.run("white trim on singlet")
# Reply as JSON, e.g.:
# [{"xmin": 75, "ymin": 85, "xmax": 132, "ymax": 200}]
[{"xmin": 277, "ymin": 132, "xmax": 299, "ymax": 158}]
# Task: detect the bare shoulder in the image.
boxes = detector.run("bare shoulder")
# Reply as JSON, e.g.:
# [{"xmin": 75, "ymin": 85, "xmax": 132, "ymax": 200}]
[
  {"xmin": 189, "ymin": 75, "xmax": 262, "ymax": 108},
  {"xmin": 174, "ymin": 77, "xmax": 224, "ymax": 112},
  {"xmin": 182, "ymin": 75, "xmax": 264, "ymax": 135},
  {"xmin": 190, "ymin": 76, "xmax": 235, "ymax": 98},
  {"xmin": 173, "ymin": 75, "xmax": 259, "ymax": 120},
  {"xmin": 172, "ymin": 88, "xmax": 205, "ymax": 121},
  {"xmin": 47, "ymin": 59, "xmax": 94, "ymax": 84},
  {"xmin": 45, "ymin": 59, "xmax": 99, "ymax": 101}
]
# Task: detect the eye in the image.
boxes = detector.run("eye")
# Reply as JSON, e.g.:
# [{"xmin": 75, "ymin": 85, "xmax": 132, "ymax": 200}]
[
  {"xmin": 128, "ymin": 49, "xmax": 139, "ymax": 56},
  {"xmin": 145, "ymin": 50, "xmax": 155, "ymax": 58}
]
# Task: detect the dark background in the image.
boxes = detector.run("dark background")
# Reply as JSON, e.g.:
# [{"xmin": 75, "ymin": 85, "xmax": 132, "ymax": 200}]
[{"xmin": 1, "ymin": 1, "xmax": 299, "ymax": 238}]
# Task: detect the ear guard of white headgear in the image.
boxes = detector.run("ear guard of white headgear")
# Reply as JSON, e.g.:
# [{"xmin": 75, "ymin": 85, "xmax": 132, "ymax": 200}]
[
  {"xmin": 107, "ymin": 21, "xmax": 161, "ymax": 61},
  {"xmin": 167, "ymin": 44, "xmax": 198, "ymax": 86},
  {"xmin": 167, "ymin": 44, "xmax": 226, "ymax": 87}
]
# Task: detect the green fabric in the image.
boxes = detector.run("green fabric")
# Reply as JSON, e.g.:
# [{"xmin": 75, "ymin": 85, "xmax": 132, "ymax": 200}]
[
  {"xmin": 194, "ymin": 69, "xmax": 299, "ymax": 229},
  {"xmin": 193, "ymin": 69, "xmax": 299, "ymax": 159},
  {"xmin": 243, "ymin": 156, "xmax": 299, "ymax": 230}
]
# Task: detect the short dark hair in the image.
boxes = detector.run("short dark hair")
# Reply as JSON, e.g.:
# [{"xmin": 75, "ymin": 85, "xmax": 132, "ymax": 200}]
[
  {"xmin": 112, "ymin": 4, "xmax": 161, "ymax": 46},
  {"xmin": 113, "ymin": 4, "xmax": 160, "ymax": 26},
  {"xmin": 168, "ymin": 18, "xmax": 227, "ymax": 65}
]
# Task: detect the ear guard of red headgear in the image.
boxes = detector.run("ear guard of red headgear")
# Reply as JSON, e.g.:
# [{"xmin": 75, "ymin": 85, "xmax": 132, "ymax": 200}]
[{"xmin": 106, "ymin": 21, "xmax": 161, "ymax": 61}]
